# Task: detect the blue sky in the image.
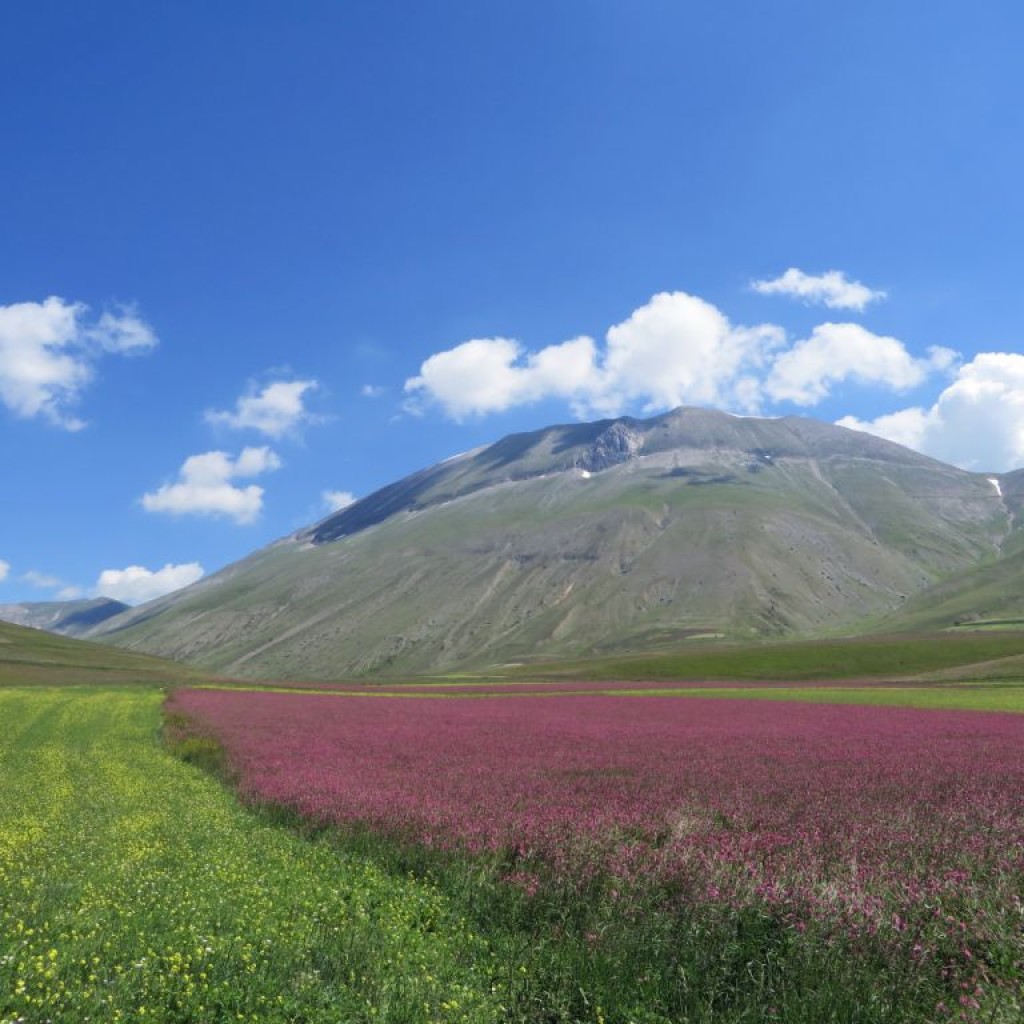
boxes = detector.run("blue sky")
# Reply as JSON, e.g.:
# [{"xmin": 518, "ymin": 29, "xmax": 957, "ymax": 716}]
[{"xmin": 3, "ymin": 1, "xmax": 1024, "ymax": 605}]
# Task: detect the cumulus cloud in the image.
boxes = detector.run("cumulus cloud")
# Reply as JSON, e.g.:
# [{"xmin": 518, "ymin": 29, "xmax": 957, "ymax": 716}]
[
  {"xmin": 405, "ymin": 293, "xmax": 783, "ymax": 420},
  {"xmin": 0, "ymin": 560, "xmax": 9, "ymax": 582},
  {"xmin": 406, "ymin": 335, "xmax": 600, "ymax": 419},
  {"xmin": 405, "ymin": 287, "xmax": 958, "ymax": 423},
  {"xmin": 95, "ymin": 562, "xmax": 204, "ymax": 604},
  {"xmin": 596, "ymin": 292, "xmax": 782, "ymax": 416},
  {"xmin": 0, "ymin": 296, "xmax": 157, "ymax": 429},
  {"xmin": 141, "ymin": 446, "xmax": 282, "ymax": 524},
  {"xmin": 322, "ymin": 490, "xmax": 357, "ymax": 512},
  {"xmin": 765, "ymin": 323, "xmax": 957, "ymax": 406},
  {"xmin": 751, "ymin": 268, "xmax": 886, "ymax": 311},
  {"xmin": 837, "ymin": 407, "xmax": 930, "ymax": 452},
  {"xmin": 86, "ymin": 309, "xmax": 159, "ymax": 353},
  {"xmin": 361, "ymin": 384, "xmax": 385, "ymax": 398},
  {"xmin": 205, "ymin": 378, "xmax": 319, "ymax": 437},
  {"xmin": 839, "ymin": 353, "xmax": 1024, "ymax": 471}
]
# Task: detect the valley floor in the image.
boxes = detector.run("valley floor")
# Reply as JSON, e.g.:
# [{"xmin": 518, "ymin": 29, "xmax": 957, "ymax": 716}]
[{"xmin": 1, "ymin": 679, "xmax": 1022, "ymax": 1023}]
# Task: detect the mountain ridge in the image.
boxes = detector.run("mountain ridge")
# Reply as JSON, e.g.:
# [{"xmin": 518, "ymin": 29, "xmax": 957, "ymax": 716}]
[
  {"xmin": 305, "ymin": 407, "xmax": 949, "ymax": 546},
  {"xmin": 0, "ymin": 597, "xmax": 129, "ymax": 638}
]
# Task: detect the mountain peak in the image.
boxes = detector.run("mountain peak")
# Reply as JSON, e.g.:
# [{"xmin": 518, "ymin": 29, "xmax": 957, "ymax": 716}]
[{"xmin": 307, "ymin": 406, "xmax": 937, "ymax": 546}]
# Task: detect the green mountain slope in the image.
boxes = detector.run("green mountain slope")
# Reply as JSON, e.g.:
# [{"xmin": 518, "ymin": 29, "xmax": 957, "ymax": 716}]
[
  {"xmin": 91, "ymin": 407, "xmax": 1014, "ymax": 678},
  {"xmin": 0, "ymin": 619, "xmax": 210, "ymax": 686},
  {"xmin": 878, "ymin": 468, "xmax": 1024, "ymax": 632}
]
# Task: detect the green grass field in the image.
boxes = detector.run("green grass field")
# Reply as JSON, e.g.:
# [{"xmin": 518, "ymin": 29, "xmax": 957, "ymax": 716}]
[
  {"xmin": 183, "ymin": 679, "xmax": 1024, "ymax": 714},
  {"xmin": 614, "ymin": 682, "xmax": 1024, "ymax": 712},
  {"xmin": 0, "ymin": 687, "xmax": 506, "ymax": 1023},
  {"xmin": 488, "ymin": 630, "xmax": 1024, "ymax": 684}
]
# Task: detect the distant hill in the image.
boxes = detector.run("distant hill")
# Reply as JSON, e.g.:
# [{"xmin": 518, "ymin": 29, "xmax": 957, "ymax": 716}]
[
  {"xmin": 90, "ymin": 406, "xmax": 1018, "ymax": 678},
  {"xmin": 0, "ymin": 597, "xmax": 129, "ymax": 637},
  {"xmin": 0, "ymin": 618, "xmax": 211, "ymax": 687}
]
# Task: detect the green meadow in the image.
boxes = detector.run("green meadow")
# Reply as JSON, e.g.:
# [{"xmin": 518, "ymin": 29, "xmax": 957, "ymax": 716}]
[
  {"xmin": 614, "ymin": 682, "xmax": 1024, "ymax": 713},
  {"xmin": 185, "ymin": 680, "xmax": 1024, "ymax": 714},
  {"xmin": 0, "ymin": 687, "xmax": 511, "ymax": 1024},
  {"xmin": 489, "ymin": 630, "xmax": 1024, "ymax": 684}
]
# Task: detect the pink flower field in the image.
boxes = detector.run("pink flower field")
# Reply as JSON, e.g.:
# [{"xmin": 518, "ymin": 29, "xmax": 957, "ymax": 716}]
[
  {"xmin": 168, "ymin": 687, "xmax": 1024, "ymax": 1014},
  {"xmin": 168, "ymin": 689, "xmax": 1023, "ymax": 920}
]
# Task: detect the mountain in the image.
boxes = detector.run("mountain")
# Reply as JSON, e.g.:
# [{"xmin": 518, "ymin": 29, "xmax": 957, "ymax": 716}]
[
  {"xmin": 0, "ymin": 597, "xmax": 130, "ymax": 638},
  {"xmin": 89, "ymin": 407, "xmax": 1016, "ymax": 678}
]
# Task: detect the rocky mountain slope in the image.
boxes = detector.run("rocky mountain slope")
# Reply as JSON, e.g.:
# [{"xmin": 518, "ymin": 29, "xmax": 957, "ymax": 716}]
[
  {"xmin": 89, "ymin": 407, "xmax": 1016, "ymax": 678},
  {"xmin": 0, "ymin": 597, "xmax": 129, "ymax": 638}
]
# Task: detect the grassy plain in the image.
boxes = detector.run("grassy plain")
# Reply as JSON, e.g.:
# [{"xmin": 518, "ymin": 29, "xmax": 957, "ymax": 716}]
[
  {"xmin": 183, "ymin": 679, "xmax": 1024, "ymax": 714},
  {"xmin": 488, "ymin": 630, "xmax": 1024, "ymax": 684},
  {"xmin": 194, "ymin": 629, "xmax": 1024, "ymax": 714},
  {"xmin": 615, "ymin": 683, "xmax": 1024, "ymax": 712}
]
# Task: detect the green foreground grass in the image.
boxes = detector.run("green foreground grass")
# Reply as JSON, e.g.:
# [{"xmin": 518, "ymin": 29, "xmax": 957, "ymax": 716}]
[{"xmin": 0, "ymin": 688, "xmax": 505, "ymax": 1024}]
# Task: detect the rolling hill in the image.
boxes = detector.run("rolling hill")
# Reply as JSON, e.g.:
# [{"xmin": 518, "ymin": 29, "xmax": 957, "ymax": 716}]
[
  {"xmin": 0, "ymin": 618, "xmax": 212, "ymax": 687},
  {"xmin": 89, "ymin": 406, "xmax": 1019, "ymax": 678}
]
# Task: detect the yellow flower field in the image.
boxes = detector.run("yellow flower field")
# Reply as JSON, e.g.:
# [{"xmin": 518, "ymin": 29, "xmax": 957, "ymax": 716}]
[{"xmin": 0, "ymin": 688, "xmax": 505, "ymax": 1024}]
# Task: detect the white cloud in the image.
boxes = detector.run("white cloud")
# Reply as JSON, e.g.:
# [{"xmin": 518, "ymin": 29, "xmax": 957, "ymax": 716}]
[
  {"xmin": 19, "ymin": 569, "xmax": 83, "ymax": 600},
  {"xmin": 404, "ymin": 289, "xmax": 959, "ymax": 430},
  {"xmin": 205, "ymin": 378, "xmax": 319, "ymax": 438},
  {"xmin": 751, "ymin": 268, "xmax": 886, "ymax": 311},
  {"xmin": 86, "ymin": 308, "xmax": 159, "ymax": 353},
  {"xmin": 765, "ymin": 323, "xmax": 957, "ymax": 406},
  {"xmin": 95, "ymin": 562, "xmax": 204, "ymax": 604},
  {"xmin": 839, "ymin": 352, "xmax": 1024, "ymax": 471},
  {"xmin": 596, "ymin": 292, "xmax": 782, "ymax": 416},
  {"xmin": 0, "ymin": 560, "xmax": 9, "ymax": 582},
  {"xmin": 322, "ymin": 490, "xmax": 357, "ymax": 512},
  {"xmin": 232, "ymin": 446, "xmax": 281, "ymax": 476},
  {"xmin": 361, "ymin": 384, "xmax": 385, "ymax": 398},
  {"xmin": 405, "ymin": 293, "xmax": 782, "ymax": 420},
  {"xmin": 0, "ymin": 297, "xmax": 157, "ymax": 429},
  {"xmin": 405, "ymin": 335, "xmax": 599, "ymax": 420},
  {"xmin": 22, "ymin": 570, "xmax": 66, "ymax": 590},
  {"xmin": 404, "ymin": 338, "xmax": 514, "ymax": 417},
  {"xmin": 837, "ymin": 407, "xmax": 930, "ymax": 451},
  {"xmin": 141, "ymin": 446, "xmax": 282, "ymax": 524}
]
